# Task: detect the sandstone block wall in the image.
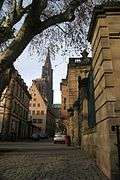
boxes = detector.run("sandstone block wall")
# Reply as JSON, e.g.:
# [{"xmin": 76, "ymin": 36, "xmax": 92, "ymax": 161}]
[{"xmin": 88, "ymin": 8, "xmax": 120, "ymax": 179}]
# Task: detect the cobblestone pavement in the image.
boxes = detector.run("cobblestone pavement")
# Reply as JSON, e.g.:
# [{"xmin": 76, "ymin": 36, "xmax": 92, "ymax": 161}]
[{"xmin": 0, "ymin": 142, "xmax": 108, "ymax": 180}]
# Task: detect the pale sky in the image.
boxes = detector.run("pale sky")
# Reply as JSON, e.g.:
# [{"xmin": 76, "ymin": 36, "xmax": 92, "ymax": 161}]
[{"xmin": 14, "ymin": 45, "xmax": 69, "ymax": 104}]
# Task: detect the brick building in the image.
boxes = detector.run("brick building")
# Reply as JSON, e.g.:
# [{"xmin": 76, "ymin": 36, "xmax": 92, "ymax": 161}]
[{"xmin": 0, "ymin": 68, "xmax": 31, "ymax": 139}]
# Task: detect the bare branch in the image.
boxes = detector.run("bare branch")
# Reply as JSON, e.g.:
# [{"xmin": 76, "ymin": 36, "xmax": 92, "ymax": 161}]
[
  {"xmin": 18, "ymin": 0, "xmax": 23, "ymax": 8},
  {"xmin": 36, "ymin": 0, "xmax": 87, "ymax": 34},
  {"xmin": 30, "ymin": 0, "xmax": 48, "ymax": 18},
  {"xmin": 0, "ymin": 0, "xmax": 5, "ymax": 10},
  {"xmin": 0, "ymin": 3, "xmax": 32, "ymax": 44}
]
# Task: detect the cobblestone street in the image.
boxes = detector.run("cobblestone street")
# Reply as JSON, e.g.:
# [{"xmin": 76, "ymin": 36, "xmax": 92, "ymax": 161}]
[{"xmin": 0, "ymin": 142, "xmax": 108, "ymax": 180}]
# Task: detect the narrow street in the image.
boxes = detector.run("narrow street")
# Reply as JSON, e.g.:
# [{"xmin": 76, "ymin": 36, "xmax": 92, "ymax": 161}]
[{"xmin": 0, "ymin": 142, "xmax": 108, "ymax": 180}]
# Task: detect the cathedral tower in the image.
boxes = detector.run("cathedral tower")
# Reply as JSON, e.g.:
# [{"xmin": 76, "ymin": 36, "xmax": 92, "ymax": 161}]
[{"xmin": 42, "ymin": 49, "xmax": 53, "ymax": 105}]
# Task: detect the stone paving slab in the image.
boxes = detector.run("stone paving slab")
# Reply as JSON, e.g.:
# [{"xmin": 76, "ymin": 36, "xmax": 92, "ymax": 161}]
[{"xmin": 0, "ymin": 143, "xmax": 108, "ymax": 180}]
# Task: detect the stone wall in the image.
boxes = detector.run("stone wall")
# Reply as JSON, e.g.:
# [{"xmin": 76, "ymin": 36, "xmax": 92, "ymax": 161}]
[
  {"xmin": 88, "ymin": 5, "xmax": 120, "ymax": 179},
  {"xmin": 81, "ymin": 129, "xmax": 96, "ymax": 159}
]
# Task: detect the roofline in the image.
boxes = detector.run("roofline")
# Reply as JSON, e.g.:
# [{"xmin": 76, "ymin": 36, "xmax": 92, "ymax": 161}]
[{"xmin": 88, "ymin": 4, "xmax": 120, "ymax": 42}]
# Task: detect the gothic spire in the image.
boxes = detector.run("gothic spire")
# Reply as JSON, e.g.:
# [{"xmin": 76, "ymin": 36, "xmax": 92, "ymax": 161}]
[{"xmin": 44, "ymin": 48, "xmax": 51, "ymax": 68}]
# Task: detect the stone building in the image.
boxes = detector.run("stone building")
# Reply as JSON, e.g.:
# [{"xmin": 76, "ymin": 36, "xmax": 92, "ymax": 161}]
[
  {"xmin": 60, "ymin": 79, "xmax": 68, "ymax": 130},
  {"xmin": 87, "ymin": 2, "xmax": 120, "ymax": 179},
  {"xmin": 60, "ymin": 51, "xmax": 91, "ymax": 145},
  {"xmin": 0, "ymin": 68, "xmax": 31, "ymax": 139},
  {"xmin": 29, "ymin": 50, "xmax": 55, "ymax": 136}
]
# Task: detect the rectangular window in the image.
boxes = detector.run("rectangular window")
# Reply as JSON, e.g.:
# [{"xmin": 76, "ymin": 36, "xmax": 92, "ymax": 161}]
[
  {"xmin": 36, "ymin": 111, "xmax": 40, "ymax": 115},
  {"xmin": 12, "ymin": 101, "xmax": 16, "ymax": 113},
  {"xmin": 33, "ymin": 98, "xmax": 36, "ymax": 101},
  {"xmin": 33, "ymin": 119, "xmax": 36, "ymax": 123},
  {"xmin": 38, "ymin": 103, "xmax": 40, "ymax": 107},
  {"xmin": 64, "ymin": 98, "xmax": 66, "ymax": 110},
  {"xmin": 64, "ymin": 106, "xmax": 66, "ymax": 110},
  {"xmin": 33, "ymin": 103, "xmax": 36, "ymax": 107},
  {"xmin": 41, "ymin": 110, "xmax": 44, "ymax": 115},
  {"xmin": 64, "ymin": 97, "xmax": 66, "ymax": 103},
  {"xmin": 38, "ymin": 119, "xmax": 43, "ymax": 123},
  {"xmin": 32, "ymin": 110, "xmax": 35, "ymax": 115}
]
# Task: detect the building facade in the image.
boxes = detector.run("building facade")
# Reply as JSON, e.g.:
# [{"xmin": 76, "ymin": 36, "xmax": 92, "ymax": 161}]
[
  {"xmin": 60, "ymin": 2, "xmax": 120, "ymax": 179},
  {"xmin": 60, "ymin": 51, "xmax": 91, "ymax": 145},
  {"xmin": 0, "ymin": 69, "xmax": 31, "ymax": 139},
  {"xmin": 60, "ymin": 79, "xmax": 68, "ymax": 130},
  {"xmin": 29, "ymin": 81, "xmax": 47, "ymax": 134},
  {"xmin": 29, "ymin": 50, "xmax": 55, "ymax": 136},
  {"xmin": 87, "ymin": 2, "xmax": 120, "ymax": 179}
]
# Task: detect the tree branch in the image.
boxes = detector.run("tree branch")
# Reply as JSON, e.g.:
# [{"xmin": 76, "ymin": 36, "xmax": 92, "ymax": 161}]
[
  {"xmin": 0, "ymin": 3, "xmax": 32, "ymax": 44},
  {"xmin": 18, "ymin": 0, "xmax": 23, "ymax": 8},
  {"xmin": 30, "ymin": 0, "xmax": 48, "ymax": 19},
  {"xmin": 0, "ymin": 0, "xmax": 5, "ymax": 11},
  {"xmin": 36, "ymin": 0, "xmax": 87, "ymax": 33},
  {"xmin": 0, "ymin": 0, "xmax": 87, "ymax": 72}
]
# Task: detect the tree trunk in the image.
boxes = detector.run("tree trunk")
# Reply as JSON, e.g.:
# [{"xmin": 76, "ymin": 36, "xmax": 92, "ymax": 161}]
[
  {"xmin": 0, "ymin": 20, "xmax": 35, "ymax": 99},
  {"xmin": 0, "ymin": 25, "xmax": 35, "ymax": 73}
]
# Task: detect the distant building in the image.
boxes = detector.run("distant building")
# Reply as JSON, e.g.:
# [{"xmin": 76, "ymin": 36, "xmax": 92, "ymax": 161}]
[
  {"xmin": 60, "ymin": 50, "xmax": 91, "ymax": 144},
  {"xmin": 29, "ymin": 50, "xmax": 55, "ymax": 135},
  {"xmin": 60, "ymin": 79, "xmax": 68, "ymax": 129},
  {"xmin": 29, "ymin": 81, "xmax": 48, "ymax": 134},
  {"xmin": 0, "ymin": 68, "xmax": 31, "ymax": 139}
]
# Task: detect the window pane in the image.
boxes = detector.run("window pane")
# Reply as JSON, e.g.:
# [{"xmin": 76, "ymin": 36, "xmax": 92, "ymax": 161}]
[
  {"xmin": 32, "ymin": 110, "xmax": 35, "ymax": 115},
  {"xmin": 37, "ymin": 111, "xmax": 40, "ymax": 115},
  {"xmin": 33, "ymin": 103, "xmax": 36, "ymax": 107},
  {"xmin": 33, "ymin": 119, "xmax": 36, "ymax": 123},
  {"xmin": 38, "ymin": 119, "xmax": 42, "ymax": 123},
  {"xmin": 41, "ymin": 111, "xmax": 44, "ymax": 115},
  {"xmin": 38, "ymin": 103, "xmax": 40, "ymax": 107}
]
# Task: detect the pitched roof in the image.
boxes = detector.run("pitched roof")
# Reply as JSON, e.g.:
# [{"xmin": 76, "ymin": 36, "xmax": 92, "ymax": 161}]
[{"xmin": 32, "ymin": 79, "xmax": 48, "ymax": 105}]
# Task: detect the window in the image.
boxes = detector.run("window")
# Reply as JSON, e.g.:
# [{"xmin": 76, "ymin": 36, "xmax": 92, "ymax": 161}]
[
  {"xmin": 64, "ymin": 106, "xmax": 66, "ymax": 110},
  {"xmin": 41, "ymin": 110, "xmax": 44, "ymax": 115},
  {"xmin": 33, "ymin": 119, "xmax": 36, "ymax": 123},
  {"xmin": 64, "ymin": 98, "xmax": 66, "ymax": 103},
  {"xmin": 36, "ymin": 111, "xmax": 40, "ymax": 115},
  {"xmin": 22, "ymin": 92, "xmax": 24, "ymax": 100},
  {"xmin": 12, "ymin": 101, "xmax": 16, "ymax": 113},
  {"xmin": 20, "ymin": 88, "xmax": 22, "ymax": 98},
  {"xmin": 38, "ymin": 119, "xmax": 43, "ymax": 123},
  {"xmin": 33, "ymin": 103, "xmax": 36, "ymax": 107},
  {"xmin": 32, "ymin": 110, "xmax": 35, "ymax": 115},
  {"xmin": 64, "ymin": 98, "xmax": 66, "ymax": 110},
  {"xmin": 18, "ymin": 86, "xmax": 21, "ymax": 98},
  {"xmin": 34, "ymin": 93, "xmax": 36, "ymax": 96},
  {"xmin": 38, "ymin": 103, "xmax": 40, "ymax": 107},
  {"xmin": 33, "ymin": 98, "xmax": 36, "ymax": 101}
]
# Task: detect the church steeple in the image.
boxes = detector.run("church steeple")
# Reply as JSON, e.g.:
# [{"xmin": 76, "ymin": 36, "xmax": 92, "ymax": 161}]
[
  {"xmin": 42, "ymin": 49, "xmax": 51, "ymax": 79},
  {"xmin": 44, "ymin": 48, "xmax": 51, "ymax": 69},
  {"xmin": 41, "ymin": 48, "xmax": 53, "ymax": 105}
]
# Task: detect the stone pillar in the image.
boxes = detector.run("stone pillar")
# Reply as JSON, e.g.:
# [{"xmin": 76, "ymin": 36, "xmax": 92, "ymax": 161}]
[{"xmin": 88, "ymin": 4, "xmax": 120, "ymax": 179}]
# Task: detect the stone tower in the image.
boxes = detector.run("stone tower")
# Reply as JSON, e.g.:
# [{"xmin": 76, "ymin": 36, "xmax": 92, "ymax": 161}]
[{"xmin": 42, "ymin": 49, "xmax": 53, "ymax": 105}]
